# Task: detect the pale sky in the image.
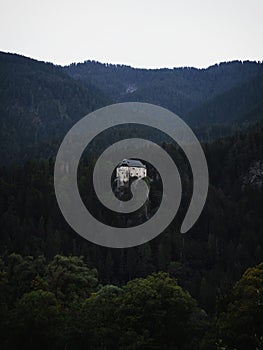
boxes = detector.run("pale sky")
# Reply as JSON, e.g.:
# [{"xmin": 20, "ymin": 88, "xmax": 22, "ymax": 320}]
[{"xmin": 0, "ymin": 0, "xmax": 262, "ymax": 68}]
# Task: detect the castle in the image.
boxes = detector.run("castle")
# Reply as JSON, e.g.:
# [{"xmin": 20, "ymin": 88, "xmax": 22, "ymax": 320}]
[{"xmin": 116, "ymin": 159, "xmax": 147, "ymax": 188}]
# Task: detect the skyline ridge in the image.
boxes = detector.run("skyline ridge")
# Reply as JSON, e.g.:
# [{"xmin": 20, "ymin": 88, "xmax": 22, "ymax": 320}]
[{"xmin": 1, "ymin": 49, "xmax": 262, "ymax": 71}]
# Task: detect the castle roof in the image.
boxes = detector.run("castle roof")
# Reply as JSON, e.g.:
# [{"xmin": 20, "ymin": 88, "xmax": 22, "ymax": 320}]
[{"xmin": 118, "ymin": 159, "xmax": 146, "ymax": 168}]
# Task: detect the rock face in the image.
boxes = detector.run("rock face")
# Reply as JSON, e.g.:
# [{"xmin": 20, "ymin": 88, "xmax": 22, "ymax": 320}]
[
  {"xmin": 243, "ymin": 161, "xmax": 263, "ymax": 188},
  {"xmin": 125, "ymin": 84, "xmax": 137, "ymax": 94}
]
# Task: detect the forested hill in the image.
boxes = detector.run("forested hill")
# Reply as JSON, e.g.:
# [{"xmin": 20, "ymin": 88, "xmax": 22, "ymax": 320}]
[
  {"xmin": 1, "ymin": 121, "xmax": 263, "ymax": 314},
  {"xmin": 1, "ymin": 52, "xmax": 263, "ymax": 349},
  {"xmin": 185, "ymin": 72, "xmax": 263, "ymax": 127},
  {"xmin": 0, "ymin": 52, "xmax": 109, "ymax": 164},
  {"xmin": 0, "ymin": 52, "xmax": 262, "ymax": 164},
  {"xmin": 65, "ymin": 59, "xmax": 263, "ymax": 120}
]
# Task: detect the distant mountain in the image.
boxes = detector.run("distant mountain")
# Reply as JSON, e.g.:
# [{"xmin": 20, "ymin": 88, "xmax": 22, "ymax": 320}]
[
  {"xmin": 185, "ymin": 72, "xmax": 263, "ymax": 127},
  {"xmin": 0, "ymin": 52, "xmax": 262, "ymax": 164},
  {"xmin": 64, "ymin": 60, "xmax": 262, "ymax": 118},
  {"xmin": 0, "ymin": 52, "xmax": 109, "ymax": 164}
]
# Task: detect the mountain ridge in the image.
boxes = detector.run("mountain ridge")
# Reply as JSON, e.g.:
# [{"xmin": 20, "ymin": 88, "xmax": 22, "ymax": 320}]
[
  {"xmin": 65, "ymin": 59, "xmax": 262, "ymax": 115},
  {"xmin": 0, "ymin": 51, "xmax": 262, "ymax": 164},
  {"xmin": 0, "ymin": 51, "xmax": 110, "ymax": 164}
]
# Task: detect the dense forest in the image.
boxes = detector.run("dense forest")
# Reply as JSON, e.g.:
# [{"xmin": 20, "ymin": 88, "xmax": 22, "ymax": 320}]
[
  {"xmin": 0, "ymin": 52, "xmax": 263, "ymax": 349},
  {"xmin": 1, "ymin": 52, "xmax": 263, "ymax": 164},
  {"xmin": 65, "ymin": 59, "xmax": 263, "ymax": 127},
  {"xmin": 0, "ymin": 52, "xmax": 110, "ymax": 165},
  {"xmin": 0, "ymin": 254, "xmax": 262, "ymax": 350}
]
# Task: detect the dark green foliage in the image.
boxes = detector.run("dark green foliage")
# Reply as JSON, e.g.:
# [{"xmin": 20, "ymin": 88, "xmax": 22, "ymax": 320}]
[
  {"xmin": 0, "ymin": 52, "xmax": 110, "ymax": 165},
  {"xmin": 0, "ymin": 254, "xmax": 99, "ymax": 349},
  {"xmin": 1, "ymin": 259, "xmax": 261, "ymax": 349},
  {"xmin": 216, "ymin": 262, "xmax": 263, "ymax": 350},
  {"xmin": 46, "ymin": 255, "xmax": 99, "ymax": 305},
  {"xmin": 1, "ymin": 122, "xmax": 263, "ymax": 319},
  {"xmin": 0, "ymin": 124, "xmax": 263, "ymax": 326},
  {"xmin": 201, "ymin": 263, "xmax": 263, "ymax": 350},
  {"xmin": 115, "ymin": 272, "xmax": 207, "ymax": 350},
  {"xmin": 9, "ymin": 290, "xmax": 61, "ymax": 350},
  {"xmin": 1, "ymin": 52, "xmax": 263, "ymax": 349},
  {"xmin": 0, "ymin": 261, "xmax": 207, "ymax": 350},
  {"xmin": 79, "ymin": 285, "xmax": 123, "ymax": 349}
]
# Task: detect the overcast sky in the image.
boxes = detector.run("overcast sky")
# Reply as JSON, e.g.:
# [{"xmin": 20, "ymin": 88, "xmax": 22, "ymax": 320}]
[{"xmin": 0, "ymin": 0, "xmax": 262, "ymax": 68}]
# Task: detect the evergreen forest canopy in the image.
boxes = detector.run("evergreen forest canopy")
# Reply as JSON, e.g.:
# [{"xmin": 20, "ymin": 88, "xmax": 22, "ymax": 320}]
[
  {"xmin": 1, "ymin": 51, "xmax": 263, "ymax": 164},
  {"xmin": 0, "ymin": 51, "xmax": 263, "ymax": 349}
]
